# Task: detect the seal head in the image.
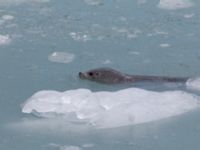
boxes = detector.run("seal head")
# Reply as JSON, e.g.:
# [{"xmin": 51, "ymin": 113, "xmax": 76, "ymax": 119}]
[{"xmin": 79, "ymin": 68, "xmax": 131, "ymax": 84}]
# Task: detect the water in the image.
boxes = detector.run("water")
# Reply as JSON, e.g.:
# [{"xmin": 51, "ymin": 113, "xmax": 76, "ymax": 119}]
[{"xmin": 1, "ymin": 0, "xmax": 200, "ymax": 149}]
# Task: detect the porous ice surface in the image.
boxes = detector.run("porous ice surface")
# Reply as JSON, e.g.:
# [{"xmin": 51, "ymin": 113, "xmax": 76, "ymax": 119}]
[
  {"xmin": 157, "ymin": 0, "xmax": 194, "ymax": 10},
  {"xmin": 22, "ymin": 88, "xmax": 199, "ymax": 128},
  {"xmin": 48, "ymin": 52, "xmax": 75, "ymax": 64}
]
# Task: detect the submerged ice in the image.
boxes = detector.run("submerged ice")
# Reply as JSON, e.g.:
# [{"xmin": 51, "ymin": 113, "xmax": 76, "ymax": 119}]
[
  {"xmin": 157, "ymin": 0, "xmax": 194, "ymax": 10},
  {"xmin": 0, "ymin": 34, "xmax": 11, "ymax": 45},
  {"xmin": 0, "ymin": 0, "xmax": 50, "ymax": 5},
  {"xmin": 22, "ymin": 88, "xmax": 199, "ymax": 128},
  {"xmin": 48, "ymin": 52, "xmax": 75, "ymax": 64}
]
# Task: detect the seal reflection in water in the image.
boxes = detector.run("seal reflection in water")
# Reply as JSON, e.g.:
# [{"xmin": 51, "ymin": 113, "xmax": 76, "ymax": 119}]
[{"xmin": 79, "ymin": 68, "xmax": 189, "ymax": 84}]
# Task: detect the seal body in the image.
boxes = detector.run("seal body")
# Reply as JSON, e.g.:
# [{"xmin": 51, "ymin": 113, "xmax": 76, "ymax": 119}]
[{"xmin": 79, "ymin": 68, "xmax": 189, "ymax": 84}]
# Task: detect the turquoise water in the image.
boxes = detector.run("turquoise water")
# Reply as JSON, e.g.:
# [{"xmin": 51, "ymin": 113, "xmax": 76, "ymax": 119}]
[{"xmin": 1, "ymin": 0, "xmax": 200, "ymax": 149}]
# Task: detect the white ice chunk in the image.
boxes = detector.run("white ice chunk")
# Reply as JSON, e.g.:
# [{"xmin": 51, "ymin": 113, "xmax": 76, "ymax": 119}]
[
  {"xmin": 84, "ymin": 0, "xmax": 102, "ymax": 5},
  {"xmin": 184, "ymin": 13, "xmax": 195, "ymax": 18},
  {"xmin": 48, "ymin": 52, "xmax": 75, "ymax": 64},
  {"xmin": 0, "ymin": 34, "xmax": 11, "ymax": 45},
  {"xmin": 138, "ymin": 0, "xmax": 147, "ymax": 4},
  {"xmin": 186, "ymin": 78, "xmax": 200, "ymax": 91},
  {"xmin": 47, "ymin": 144, "xmax": 82, "ymax": 150},
  {"xmin": 69, "ymin": 32, "xmax": 91, "ymax": 42},
  {"xmin": 60, "ymin": 145, "xmax": 82, "ymax": 150},
  {"xmin": 157, "ymin": 0, "xmax": 194, "ymax": 10},
  {"xmin": 22, "ymin": 88, "xmax": 199, "ymax": 128},
  {"xmin": 2, "ymin": 15, "xmax": 14, "ymax": 21},
  {"xmin": 160, "ymin": 43, "xmax": 170, "ymax": 47},
  {"xmin": 0, "ymin": 0, "xmax": 50, "ymax": 5}
]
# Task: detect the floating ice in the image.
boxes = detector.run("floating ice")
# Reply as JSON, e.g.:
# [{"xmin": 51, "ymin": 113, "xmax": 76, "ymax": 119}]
[
  {"xmin": 82, "ymin": 144, "xmax": 95, "ymax": 148},
  {"xmin": 2, "ymin": 15, "xmax": 14, "ymax": 21},
  {"xmin": 129, "ymin": 51, "xmax": 140, "ymax": 55},
  {"xmin": 0, "ymin": 0, "xmax": 50, "ymax": 5},
  {"xmin": 160, "ymin": 43, "xmax": 170, "ymax": 48},
  {"xmin": 112, "ymin": 27, "xmax": 142, "ymax": 39},
  {"xmin": 0, "ymin": 35, "xmax": 11, "ymax": 45},
  {"xmin": 102, "ymin": 59, "xmax": 112, "ymax": 65},
  {"xmin": 157, "ymin": 0, "xmax": 194, "ymax": 10},
  {"xmin": 22, "ymin": 88, "xmax": 199, "ymax": 128},
  {"xmin": 47, "ymin": 144, "xmax": 82, "ymax": 150},
  {"xmin": 137, "ymin": 0, "xmax": 147, "ymax": 4},
  {"xmin": 60, "ymin": 145, "xmax": 82, "ymax": 150},
  {"xmin": 84, "ymin": 0, "xmax": 102, "ymax": 5},
  {"xmin": 147, "ymin": 29, "xmax": 169, "ymax": 37},
  {"xmin": 48, "ymin": 52, "xmax": 75, "ymax": 64},
  {"xmin": 186, "ymin": 78, "xmax": 200, "ymax": 91},
  {"xmin": 69, "ymin": 32, "xmax": 91, "ymax": 42},
  {"xmin": 184, "ymin": 13, "xmax": 195, "ymax": 18}
]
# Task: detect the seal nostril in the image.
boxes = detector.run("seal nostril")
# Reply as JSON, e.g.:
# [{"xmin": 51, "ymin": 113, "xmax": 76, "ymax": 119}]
[{"xmin": 79, "ymin": 72, "xmax": 82, "ymax": 77}]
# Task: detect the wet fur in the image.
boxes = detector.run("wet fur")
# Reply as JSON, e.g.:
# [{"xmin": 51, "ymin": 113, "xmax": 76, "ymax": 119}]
[{"xmin": 79, "ymin": 68, "xmax": 188, "ymax": 84}]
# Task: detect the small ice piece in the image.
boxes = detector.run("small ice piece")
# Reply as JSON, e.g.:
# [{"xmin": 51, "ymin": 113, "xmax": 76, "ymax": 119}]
[
  {"xmin": 112, "ymin": 27, "xmax": 141, "ymax": 39},
  {"xmin": 186, "ymin": 78, "xmax": 200, "ymax": 91},
  {"xmin": 0, "ymin": 0, "xmax": 50, "ymax": 6},
  {"xmin": 129, "ymin": 51, "xmax": 140, "ymax": 55},
  {"xmin": 102, "ymin": 59, "xmax": 112, "ymax": 64},
  {"xmin": 84, "ymin": 0, "xmax": 102, "ymax": 5},
  {"xmin": 60, "ymin": 145, "xmax": 82, "ymax": 150},
  {"xmin": 69, "ymin": 32, "xmax": 91, "ymax": 42},
  {"xmin": 184, "ymin": 13, "xmax": 195, "ymax": 18},
  {"xmin": 147, "ymin": 29, "xmax": 169, "ymax": 37},
  {"xmin": 82, "ymin": 143, "xmax": 95, "ymax": 148},
  {"xmin": 2, "ymin": 15, "xmax": 14, "ymax": 21},
  {"xmin": 0, "ymin": 34, "xmax": 11, "ymax": 45},
  {"xmin": 47, "ymin": 144, "xmax": 82, "ymax": 150},
  {"xmin": 119, "ymin": 16, "xmax": 127, "ymax": 22},
  {"xmin": 160, "ymin": 43, "xmax": 170, "ymax": 47},
  {"xmin": 138, "ymin": 0, "xmax": 147, "ymax": 4},
  {"xmin": 157, "ymin": 0, "xmax": 194, "ymax": 10},
  {"xmin": 48, "ymin": 52, "xmax": 75, "ymax": 64}
]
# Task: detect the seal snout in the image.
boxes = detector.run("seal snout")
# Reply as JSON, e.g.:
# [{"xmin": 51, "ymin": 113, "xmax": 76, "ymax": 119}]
[
  {"xmin": 79, "ymin": 72, "xmax": 87, "ymax": 79},
  {"xmin": 79, "ymin": 72, "xmax": 82, "ymax": 76}
]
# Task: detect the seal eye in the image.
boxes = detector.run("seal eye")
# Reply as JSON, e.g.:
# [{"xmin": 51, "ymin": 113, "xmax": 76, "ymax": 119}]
[{"xmin": 88, "ymin": 72, "xmax": 93, "ymax": 76}]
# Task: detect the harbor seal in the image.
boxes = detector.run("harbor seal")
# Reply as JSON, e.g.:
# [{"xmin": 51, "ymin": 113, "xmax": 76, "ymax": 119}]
[{"xmin": 79, "ymin": 67, "xmax": 189, "ymax": 84}]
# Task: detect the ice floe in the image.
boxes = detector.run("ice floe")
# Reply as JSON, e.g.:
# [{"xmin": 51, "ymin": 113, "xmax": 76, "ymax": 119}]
[
  {"xmin": 59, "ymin": 145, "xmax": 82, "ymax": 150},
  {"xmin": 160, "ymin": 43, "xmax": 171, "ymax": 48},
  {"xmin": 102, "ymin": 59, "xmax": 112, "ymax": 65},
  {"xmin": 0, "ymin": 0, "xmax": 50, "ymax": 5},
  {"xmin": 2, "ymin": 15, "xmax": 14, "ymax": 21},
  {"xmin": 22, "ymin": 88, "xmax": 199, "ymax": 128},
  {"xmin": 0, "ymin": 34, "xmax": 11, "ymax": 45},
  {"xmin": 137, "ymin": 0, "xmax": 147, "ymax": 4},
  {"xmin": 48, "ymin": 52, "xmax": 75, "ymax": 64},
  {"xmin": 157, "ymin": 0, "xmax": 194, "ymax": 10},
  {"xmin": 69, "ymin": 32, "xmax": 91, "ymax": 42},
  {"xmin": 84, "ymin": 0, "xmax": 102, "ymax": 6},
  {"xmin": 47, "ymin": 144, "xmax": 83, "ymax": 150},
  {"xmin": 111, "ymin": 27, "xmax": 142, "ymax": 39},
  {"xmin": 183, "ymin": 13, "xmax": 195, "ymax": 18}
]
